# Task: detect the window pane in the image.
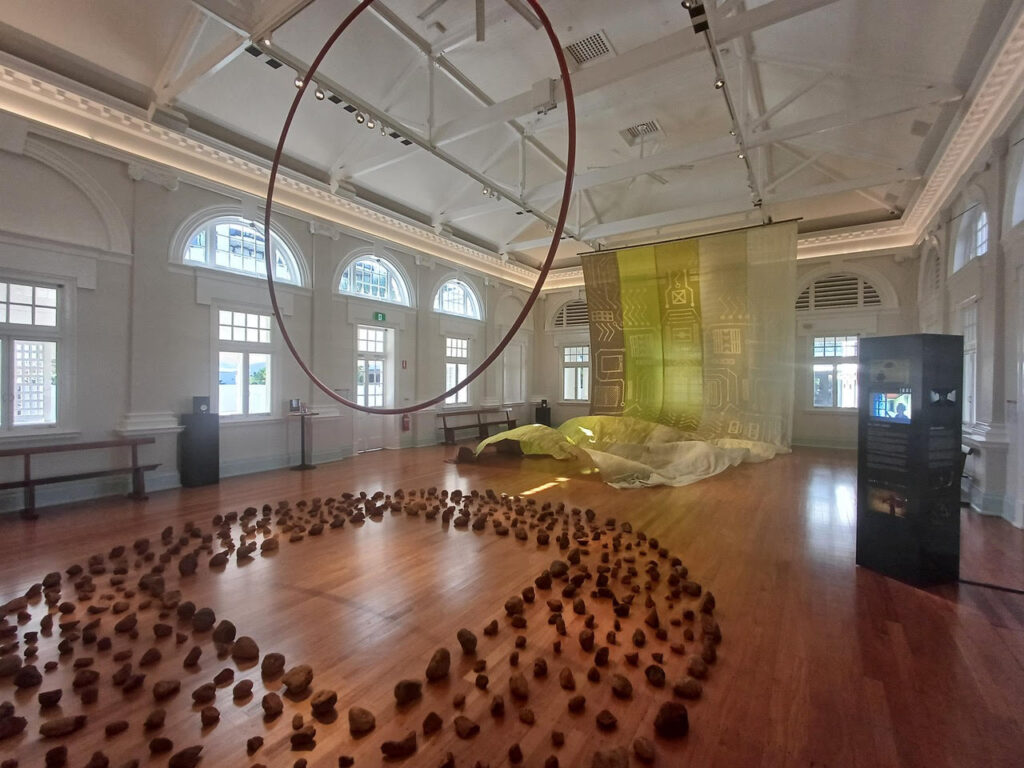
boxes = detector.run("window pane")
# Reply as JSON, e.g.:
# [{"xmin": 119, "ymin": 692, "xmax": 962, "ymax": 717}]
[
  {"xmin": 9, "ymin": 303, "xmax": 32, "ymax": 324},
  {"xmin": 36, "ymin": 287, "xmax": 57, "ymax": 307},
  {"xmin": 218, "ymin": 351, "xmax": 243, "ymax": 415},
  {"xmin": 812, "ymin": 364, "xmax": 835, "ymax": 407},
  {"xmin": 9, "ymin": 284, "xmax": 32, "ymax": 304},
  {"xmin": 564, "ymin": 368, "xmax": 575, "ymax": 400},
  {"xmin": 248, "ymin": 353, "xmax": 270, "ymax": 415},
  {"xmin": 34, "ymin": 307, "xmax": 57, "ymax": 326},
  {"xmin": 13, "ymin": 340, "xmax": 57, "ymax": 425},
  {"xmin": 576, "ymin": 367, "xmax": 589, "ymax": 401},
  {"xmin": 836, "ymin": 363, "xmax": 858, "ymax": 408}
]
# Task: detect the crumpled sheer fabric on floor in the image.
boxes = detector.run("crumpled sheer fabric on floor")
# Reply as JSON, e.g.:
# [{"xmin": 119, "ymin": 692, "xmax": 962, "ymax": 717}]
[{"xmin": 475, "ymin": 416, "xmax": 784, "ymax": 488}]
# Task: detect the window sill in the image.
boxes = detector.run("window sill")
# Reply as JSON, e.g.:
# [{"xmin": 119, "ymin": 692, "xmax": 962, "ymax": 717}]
[
  {"xmin": 558, "ymin": 400, "xmax": 590, "ymax": 406},
  {"xmin": 0, "ymin": 427, "xmax": 81, "ymax": 442},
  {"xmin": 218, "ymin": 415, "xmax": 283, "ymax": 426},
  {"xmin": 802, "ymin": 408, "xmax": 858, "ymax": 415}
]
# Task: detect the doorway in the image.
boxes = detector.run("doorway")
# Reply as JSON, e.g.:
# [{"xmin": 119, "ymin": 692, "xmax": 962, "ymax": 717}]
[{"xmin": 354, "ymin": 325, "xmax": 393, "ymax": 452}]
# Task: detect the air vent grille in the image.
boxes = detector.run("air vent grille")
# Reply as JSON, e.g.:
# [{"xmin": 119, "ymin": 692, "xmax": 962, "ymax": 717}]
[
  {"xmin": 553, "ymin": 299, "xmax": 589, "ymax": 327},
  {"xmin": 566, "ymin": 31, "xmax": 612, "ymax": 65},
  {"xmin": 796, "ymin": 274, "xmax": 883, "ymax": 311},
  {"xmin": 619, "ymin": 119, "xmax": 663, "ymax": 147}
]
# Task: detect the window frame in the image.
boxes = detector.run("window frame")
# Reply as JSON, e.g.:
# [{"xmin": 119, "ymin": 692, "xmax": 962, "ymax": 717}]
[
  {"xmin": 0, "ymin": 277, "xmax": 72, "ymax": 437},
  {"xmin": 214, "ymin": 308, "xmax": 275, "ymax": 420},
  {"xmin": 433, "ymin": 278, "xmax": 482, "ymax": 320},
  {"xmin": 561, "ymin": 344, "xmax": 591, "ymax": 403},
  {"xmin": 960, "ymin": 302, "xmax": 978, "ymax": 427},
  {"xmin": 183, "ymin": 215, "xmax": 302, "ymax": 286},
  {"xmin": 952, "ymin": 200, "xmax": 989, "ymax": 273},
  {"xmin": 443, "ymin": 336, "xmax": 470, "ymax": 406},
  {"xmin": 337, "ymin": 254, "xmax": 411, "ymax": 306},
  {"xmin": 810, "ymin": 335, "xmax": 860, "ymax": 412}
]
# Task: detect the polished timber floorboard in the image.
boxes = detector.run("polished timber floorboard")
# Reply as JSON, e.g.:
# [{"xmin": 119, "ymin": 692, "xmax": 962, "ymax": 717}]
[{"xmin": 1, "ymin": 446, "xmax": 1023, "ymax": 768}]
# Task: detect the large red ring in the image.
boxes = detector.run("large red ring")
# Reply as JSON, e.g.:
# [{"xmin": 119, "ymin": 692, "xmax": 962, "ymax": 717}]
[{"xmin": 264, "ymin": 0, "xmax": 576, "ymax": 414}]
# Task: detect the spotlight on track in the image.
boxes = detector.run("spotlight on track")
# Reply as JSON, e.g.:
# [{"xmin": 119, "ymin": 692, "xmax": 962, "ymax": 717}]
[
  {"xmin": 380, "ymin": 123, "xmax": 387, "ymax": 136},
  {"xmin": 366, "ymin": 116, "xmax": 376, "ymax": 129},
  {"xmin": 737, "ymin": 152, "xmax": 745, "ymax": 159},
  {"xmin": 355, "ymin": 112, "xmax": 365, "ymax": 124},
  {"xmin": 314, "ymin": 87, "xmax": 325, "ymax": 100},
  {"xmin": 714, "ymin": 79, "xmax": 724, "ymax": 89},
  {"xmin": 293, "ymin": 76, "xmax": 303, "ymax": 88}
]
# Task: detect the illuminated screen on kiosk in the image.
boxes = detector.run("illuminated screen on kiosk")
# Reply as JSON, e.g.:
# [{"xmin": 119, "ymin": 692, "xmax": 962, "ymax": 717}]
[{"xmin": 870, "ymin": 389, "xmax": 912, "ymax": 423}]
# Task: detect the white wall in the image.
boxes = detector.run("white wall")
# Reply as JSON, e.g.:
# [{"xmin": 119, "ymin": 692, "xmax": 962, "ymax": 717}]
[{"xmin": 0, "ymin": 126, "xmax": 536, "ymax": 513}]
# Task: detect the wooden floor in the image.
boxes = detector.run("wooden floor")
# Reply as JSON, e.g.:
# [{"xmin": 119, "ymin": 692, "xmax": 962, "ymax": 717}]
[{"xmin": 2, "ymin": 445, "xmax": 1023, "ymax": 768}]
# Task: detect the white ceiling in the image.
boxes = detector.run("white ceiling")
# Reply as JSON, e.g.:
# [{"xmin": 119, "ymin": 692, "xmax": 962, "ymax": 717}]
[{"xmin": 0, "ymin": 0, "xmax": 1018, "ymax": 269}]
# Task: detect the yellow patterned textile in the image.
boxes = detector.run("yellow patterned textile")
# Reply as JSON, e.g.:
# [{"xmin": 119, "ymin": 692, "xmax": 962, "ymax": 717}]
[{"xmin": 580, "ymin": 222, "xmax": 796, "ymax": 448}]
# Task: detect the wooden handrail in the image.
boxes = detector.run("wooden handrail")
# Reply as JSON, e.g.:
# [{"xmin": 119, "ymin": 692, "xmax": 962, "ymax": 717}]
[{"xmin": 0, "ymin": 437, "xmax": 154, "ymax": 458}]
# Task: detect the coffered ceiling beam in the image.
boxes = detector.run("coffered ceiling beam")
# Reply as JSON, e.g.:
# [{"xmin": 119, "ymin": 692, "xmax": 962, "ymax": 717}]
[{"xmin": 525, "ymin": 84, "xmax": 960, "ymax": 203}]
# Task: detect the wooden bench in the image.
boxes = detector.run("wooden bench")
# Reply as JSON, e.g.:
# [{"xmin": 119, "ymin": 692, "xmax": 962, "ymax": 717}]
[
  {"xmin": 439, "ymin": 409, "xmax": 517, "ymax": 445},
  {"xmin": 0, "ymin": 438, "xmax": 159, "ymax": 519}
]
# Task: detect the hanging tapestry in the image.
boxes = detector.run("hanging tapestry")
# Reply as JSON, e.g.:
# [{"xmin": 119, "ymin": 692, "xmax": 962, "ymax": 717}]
[{"xmin": 581, "ymin": 221, "xmax": 797, "ymax": 448}]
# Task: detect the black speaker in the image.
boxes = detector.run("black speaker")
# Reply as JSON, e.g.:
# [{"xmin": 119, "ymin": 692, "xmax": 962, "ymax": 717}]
[{"xmin": 192, "ymin": 396, "xmax": 210, "ymax": 414}]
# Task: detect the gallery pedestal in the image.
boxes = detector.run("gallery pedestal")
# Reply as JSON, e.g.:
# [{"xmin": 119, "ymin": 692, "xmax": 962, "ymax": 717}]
[
  {"xmin": 179, "ymin": 413, "xmax": 219, "ymax": 487},
  {"xmin": 856, "ymin": 334, "xmax": 962, "ymax": 586},
  {"xmin": 290, "ymin": 412, "xmax": 318, "ymax": 470}
]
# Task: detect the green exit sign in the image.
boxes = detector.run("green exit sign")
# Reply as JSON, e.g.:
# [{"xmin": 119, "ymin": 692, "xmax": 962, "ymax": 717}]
[{"xmin": 373, "ymin": 311, "xmax": 386, "ymax": 322}]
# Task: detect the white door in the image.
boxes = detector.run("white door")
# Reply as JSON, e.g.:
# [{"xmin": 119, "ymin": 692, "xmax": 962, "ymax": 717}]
[{"xmin": 355, "ymin": 326, "xmax": 389, "ymax": 452}]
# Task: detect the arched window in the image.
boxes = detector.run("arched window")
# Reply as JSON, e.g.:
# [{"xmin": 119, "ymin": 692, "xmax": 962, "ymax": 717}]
[
  {"xmin": 433, "ymin": 279, "xmax": 481, "ymax": 319},
  {"xmin": 337, "ymin": 256, "xmax": 410, "ymax": 305},
  {"xmin": 952, "ymin": 200, "xmax": 988, "ymax": 272},
  {"xmin": 552, "ymin": 299, "xmax": 590, "ymax": 328},
  {"xmin": 184, "ymin": 216, "xmax": 301, "ymax": 285},
  {"xmin": 795, "ymin": 273, "xmax": 882, "ymax": 312}
]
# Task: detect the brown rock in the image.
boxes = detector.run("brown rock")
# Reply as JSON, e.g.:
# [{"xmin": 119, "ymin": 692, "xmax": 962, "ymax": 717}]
[
  {"xmin": 13, "ymin": 665, "xmax": 41, "ymax": 689},
  {"xmin": 509, "ymin": 672, "xmax": 529, "ymax": 700},
  {"xmin": 246, "ymin": 736, "xmax": 264, "ymax": 754},
  {"xmin": 653, "ymin": 701, "xmax": 689, "ymax": 739},
  {"xmin": 153, "ymin": 679, "xmax": 180, "ymax": 701},
  {"xmin": 348, "ymin": 707, "xmax": 375, "ymax": 736},
  {"xmin": 595, "ymin": 709, "xmax": 617, "ymax": 731},
  {"xmin": 422, "ymin": 711, "xmax": 443, "ymax": 735},
  {"xmin": 290, "ymin": 724, "xmax": 316, "ymax": 748},
  {"xmin": 454, "ymin": 715, "xmax": 479, "ymax": 739},
  {"xmin": 143, "ymin": 708, "xmax": 166, "ymax": 730},
  {"xmin": 509, "ymin": 743, "xmax": 524, "ymax": 764},
  {"xmin": 310, "ymin": 689, "xmax": 337, "ymax": 715},
  {"xmin": 231, "ymin": 636, "xmax": 259, "ymax": 662},
  {"xmin": 490, "ymin": 694, "xmax": 504, "ymax": 717},
  {"xmin": 168, "ymin": 746, "xmax": 203, "ymax": 768},
  {"xmin": 687, "ymin": 656, "xmax": 708, "ymax": 679},
  {"xmin": 192, "ymin": 683, "xmax": 216, "ymax": 704},
  {"xmin": 200, "ymin": 705, "xmax": 220, "ymax": 726},
  {"xmin": 233, "ymin": 679, "xmax": 253, "ymax": 699},
  {"xmin": 282, "ymin": 665, "xmax": 313, "ymax": 696},
  {"xmin": 149, "ymin": 737, "xmax": 172, "ymax": 755},
  {"xmin": 39, "ymin": 715, "xmax": 87, "ymax": 738},
  {"xmin": 567, "ymin": 694, "xmax": 586, "ymax": 713},
  {"xmin": 380, "ymin": 730, "xmax": 417, "ymax": 759},
  {"xmin": 394, "ymin": 679, "xmax": 422, "ymax": 706},
  {"xmin": 261, "ymin": 652, "xmax": 285, "ymax": 677},
  {"xmin": 190, "ymin": 608, "xmax": 215, "ymax": 632},
  {"xmin": 38, "ymin": 689, "xmax": 63, "ymax": 708},
  {"xmin": 213, "ymin": 668, "xmax": 234, "ymax": 685},
  {"xmin": 262, "ymin": 692, "xmax": 283, "ymax": 719},
  {"xmin": 645, "ymin": 664, "xmax": 666, "ymax": 688},
  {"xmin": 211, "ymin": 620, "xmax": 236, "ymax": 645},
  {"xmin": 104, "ymin": 720, "xmax": 129, "ymax": 737},
  {"xmin": 425, "ymin": 648, "xmax": 450, "ymax": 682},
  {"xmin": 456, "ymin": 628, "xmax": 477, "ymax": 654},
  {"xmin": 633, "ymin": 737, "xmax": 656, "ymax": 764},
  {"xmin": 183, "ymin": 646, "xmax": 202, "ymax": 668},
  {"xmin": 610, "ymin": 673, "xmax": 633, "ymax": 699},
  {"xmin": 519, "ymin": 707, "xmax": 535, "ymax": 725}
]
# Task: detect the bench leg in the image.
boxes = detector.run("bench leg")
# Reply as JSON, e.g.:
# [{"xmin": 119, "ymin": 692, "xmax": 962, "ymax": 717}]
[
  {"xmin": 21, "ymin": 455, "xmax": 37, "ymax": 520},
  {"xmin": 130, "ymin": 467, "xmax": 149, "ymax": 500},
  {"xmin": 444, "ymin": 428, "xmax": 456, "ymax": 445}
]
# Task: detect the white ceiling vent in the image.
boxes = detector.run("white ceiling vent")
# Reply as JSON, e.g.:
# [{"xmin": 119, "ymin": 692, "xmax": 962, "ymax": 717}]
[
  {"xmin": 619, "ymin": 120, "xmax": 663, "ymax": 147},
  {"xmin": 553, "ymin": 299, "xmax": 590, "ymax": 328},
  {"xmin": 796, "ymin": 274, "xmax": 882, "ymax": 312},
  {"xmin": 565, "ymin": 31, "xmax": 614, "ymax": 66}
]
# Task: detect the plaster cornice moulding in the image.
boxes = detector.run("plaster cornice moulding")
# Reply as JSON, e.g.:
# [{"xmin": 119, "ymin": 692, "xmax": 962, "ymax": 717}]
[{"xmin": 2, "ymin": 0, "xmax": 1024, "ymax": 278}]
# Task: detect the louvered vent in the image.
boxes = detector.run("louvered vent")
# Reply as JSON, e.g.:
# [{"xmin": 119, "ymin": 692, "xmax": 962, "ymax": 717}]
[
  {"xmin": 565, "ymin": 31, "xmax": 612, "ymax": 65},
  {"xmin": 554, "ymin": 299, "xmax": 589, "ymax": 327},
  {"xmin": 795, "ymin": 274, "xmax": 883, "ymax": 311},
  {"xmin": 619, "ymin": 120, "xmax": 663, "ymax": 147}
]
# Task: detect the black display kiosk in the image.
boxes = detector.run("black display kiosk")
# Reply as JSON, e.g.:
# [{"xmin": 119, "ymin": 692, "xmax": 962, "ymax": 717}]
[
  {"xmin": 856, "ymin": 334, "xmax": 963, "ymax": 586},
  {"xmin": 179, "ymin": 412, "xmax": 219, "ymax": 487}
]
